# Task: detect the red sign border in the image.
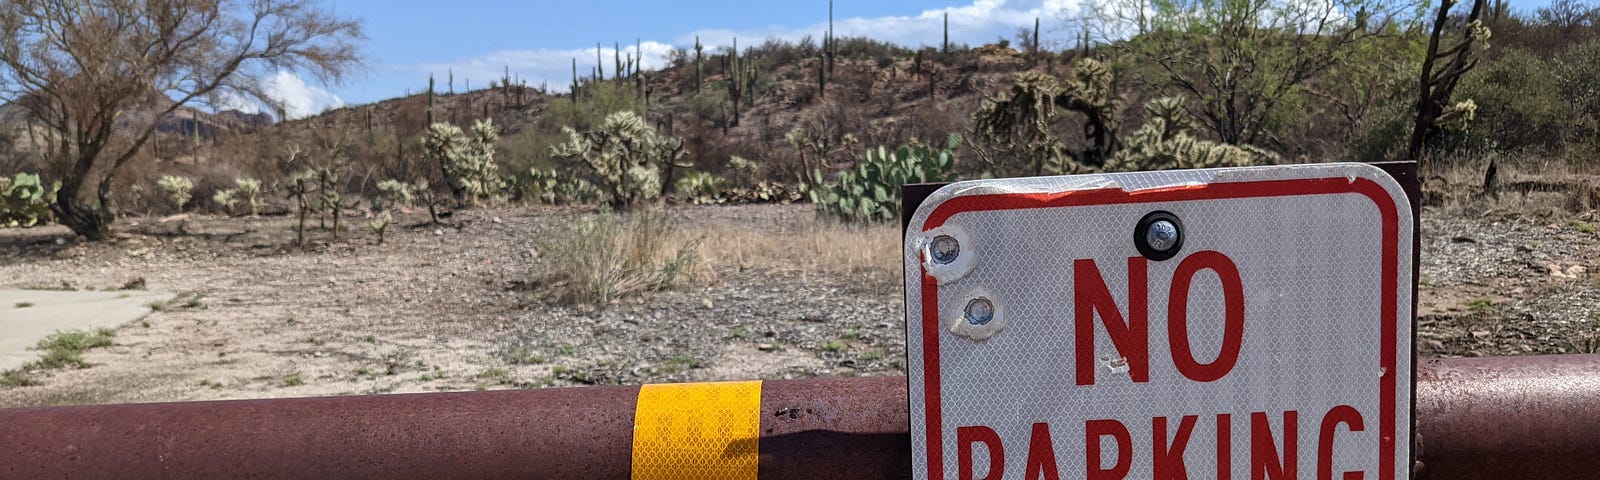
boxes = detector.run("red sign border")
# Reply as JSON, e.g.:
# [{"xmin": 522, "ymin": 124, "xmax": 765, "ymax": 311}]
[{"xmin": 915, "ymin": 176, "xmax": 1405, "ymax": 479}]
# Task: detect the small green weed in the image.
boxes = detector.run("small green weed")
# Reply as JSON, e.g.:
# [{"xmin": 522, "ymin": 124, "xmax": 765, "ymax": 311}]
[
  {"xmin": 34, "ymin": 328, "xmax": 116, "ymax": 369},
  {"xmin": 842, "ymin": 323, "xmax": 863, "ymax": 340},
  {"xmin": 0, "ymin": 370, "xmax": 39, "ymax": 387},
  {"xmin": 475, "ymin": 368, "xmax": 512, "ymax": 385},
  {"xmin": 821, "ymin": 340, "xmax": 847, "ymax": 353},
  {"xmin": 282, "ymin": 372, "xmax": 305, "ymax": 387},
  {"xmin": 658, "ymin": 354, "xmax": 701, "ymax": 374},
  {"xmin": 508, "ymin": 347, "xmax": 545, "ymax": 365},
  {"xmin": 1467, "ymin": 296, "xmax": 1495, "ymax": 313}
]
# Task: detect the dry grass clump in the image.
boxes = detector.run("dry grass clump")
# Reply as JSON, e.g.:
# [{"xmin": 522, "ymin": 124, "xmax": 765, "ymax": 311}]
[
  {"xmin": 694, "ymin": 216, "xmax": 900, "ymax": 277},
  {"xmin": 540, "ymin": 209, "xmax": 705, "ymax": 305},
  {"xmin": 1428, "ymin": 152, "xmax": 1600, "ymax": 217}
]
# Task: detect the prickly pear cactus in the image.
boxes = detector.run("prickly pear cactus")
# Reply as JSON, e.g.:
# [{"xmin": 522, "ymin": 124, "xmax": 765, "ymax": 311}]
[
  {"xmin": 0, "ymin": 173, "xmax": 58, "ymax": 228},
  {"xmin": 810, "ymin": 134, "xmax": 962, "ymax": 222}
]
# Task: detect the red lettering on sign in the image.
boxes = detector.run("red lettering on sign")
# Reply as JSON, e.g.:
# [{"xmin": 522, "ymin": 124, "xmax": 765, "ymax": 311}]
[
  {"xmin": 1025, "ymin": 422, "xmax": 1062, "ymax": 480},
  {"xmin": 1218, "ymin": 414, "xmax": 1233, "ymax": 480},
  {"xmin": 1076, "ymin": 257, "xmax": 1150, "ymax": 385},
  {"xmin": 1154, "ymin": 415, "xmax": 1198, "ymax": 479},
  {"xmin": 958, "ymin": 425, "xmax": 1005, "ymax": 480},
  {"xmin": 1086, "ymin": 419, "xmax": 1133, "ymax": 480},
  {"xmin": 1251, "ymin": 411, "xmax": 1299, "ymax": 480},
  {"xmin": 1318, "ymin": 405, "xmax": 1366, "ymax": 480},
  {"xmin": 1168, "ymin": 251, "xmax": 1247, "ymax": 382}
]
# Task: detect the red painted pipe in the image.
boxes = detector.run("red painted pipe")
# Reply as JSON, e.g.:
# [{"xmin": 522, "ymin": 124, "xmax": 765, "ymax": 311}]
[
  {"xmin": 2, "ymin": 355, "xmax": 1598, "ymax": 479},
  {"xmin": 1413, "ymin": 354, "xmax": 1600, "ymax": 479}
]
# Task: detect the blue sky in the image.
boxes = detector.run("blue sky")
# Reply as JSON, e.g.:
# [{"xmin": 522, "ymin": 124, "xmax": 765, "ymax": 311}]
[{"xmin": 260, "ymin": 0, "xmax": 1559, "ymax": 118}]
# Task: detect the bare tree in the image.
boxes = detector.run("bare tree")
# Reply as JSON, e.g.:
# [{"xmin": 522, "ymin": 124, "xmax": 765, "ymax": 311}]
[{"xmin": 0, "ymin": 0, "xmax": 362, "ymax": 240}]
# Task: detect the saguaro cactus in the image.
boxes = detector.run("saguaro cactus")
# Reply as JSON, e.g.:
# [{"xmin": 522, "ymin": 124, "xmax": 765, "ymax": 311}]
[
  {"xmin": 943, "ymin": 12, "xmax": 950, "ymax": 56},
  {"xmin": 826, "ymin": 1, "xmax": 836, "ymax": 75},
  {"xmin": 694, "ymin": 36, "xmax": 704, "ymax": 93},
  {"xmin": 427, "ymin": 74, "xmax": 436, "ymax": 126}
]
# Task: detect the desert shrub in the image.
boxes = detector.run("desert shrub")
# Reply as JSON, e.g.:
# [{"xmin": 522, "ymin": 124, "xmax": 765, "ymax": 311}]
[
  {"xmin": 156, "ymin": 175, "xmax": 194, "ymax": 212},
  {"xmin": 424, "ymin": 119, "xmax": 505, "ymax": 205},
  {"xmin": 1, "ymin": 172, "xmax": 58, "ymax": 227},
  {"xmin": 550, "ymin": 111, "xmax": 689, "ymax": 209},
  {"xmin": 833, "ymin": 36, "xmax": 912, "ymax": 61},
  {"xmin": 1105, "ymin": 97, "xmax": 1275, "ymax": 171},
  {"xmin": 1554, "ymin": 38, "xmax": 1600, "ymax": 155},
  {"xmin": 540, "ymin": 209, "xmax": 702, "ymax": 305},
  {"xmin": 1453, "ymin": 49, "xmax": 1563, "ymax": 153},
  {"xmin": 809, "ymin": 134, "xmax": 962, "ymax": 222}
]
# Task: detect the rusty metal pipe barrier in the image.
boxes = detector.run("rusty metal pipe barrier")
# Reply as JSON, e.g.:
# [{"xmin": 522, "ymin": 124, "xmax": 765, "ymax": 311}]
[{"xmin": 2, "ymin": 355, "xmax": 1598, "ymax": 479}]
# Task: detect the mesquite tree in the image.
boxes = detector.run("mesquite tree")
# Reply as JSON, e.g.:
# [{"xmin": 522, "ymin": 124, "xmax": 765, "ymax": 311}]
[
  {"xmin": 1409, "ymin": 0, "xmax": 1491, "ymax": 171},
  {"xmin": 0, "ymin": 0, "xmax": 362, "ymax": 240}
]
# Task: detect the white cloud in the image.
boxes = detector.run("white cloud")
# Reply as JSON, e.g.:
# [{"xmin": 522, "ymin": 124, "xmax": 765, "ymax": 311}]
[
  {"xmin": 683, "ymin": 0, "xmax": 1083, "ymax": 51},
  {"xmin": 263, "ymin": 71, "xmax": 346, "ymax": 120},
  {"xmin": 213, "ymin": 71, "xmax": 347, "ymax": 120},
  {"xmin": 404, "ymin": 1, "xmax": 1083, "ymax": 95}
]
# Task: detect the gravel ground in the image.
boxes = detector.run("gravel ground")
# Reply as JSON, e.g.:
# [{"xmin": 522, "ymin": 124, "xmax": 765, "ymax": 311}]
[{"xmin": 1, "ymin": 202, "xmax": 1596, "ymax": 407}]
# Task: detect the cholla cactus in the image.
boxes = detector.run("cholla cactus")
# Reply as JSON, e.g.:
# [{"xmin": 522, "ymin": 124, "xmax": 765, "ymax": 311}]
[
  {"xmin": 424, "ymin": 119, "xmax": 505, "ymax": 205},
  {"xmin": 366, "ymin": 211, "xmax": 392, "ymax": 245},
  {"xmin": 973, "ymin": 58, "xmax": 1120, "ymax": 176},
  {"xmin": 156, "ymin": 175, "xmax": 194, "ymax": 212},
  {"xmin": 1105, "ymin": 97, "xmax": 1274, "ymax": 171},
  {"xmin": 376, "ymin": 179, "xmax": 416, "ymax": 210},
  {"xmin": 550, "ymin": 111, "xmax": 689, "ymax": 209},
  {"xmin": 234, "ymin": 178, "xmax": 263, "ymax": 216},
  {"xmin": 212, "ymin": 189, "xmax": 240, "ymax": 213}
]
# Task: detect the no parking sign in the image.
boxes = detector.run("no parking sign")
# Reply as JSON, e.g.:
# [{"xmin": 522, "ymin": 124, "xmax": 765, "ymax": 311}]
[{"xmin": 904, "ymin": 164, "xmax": 1415, "ymax": 479}]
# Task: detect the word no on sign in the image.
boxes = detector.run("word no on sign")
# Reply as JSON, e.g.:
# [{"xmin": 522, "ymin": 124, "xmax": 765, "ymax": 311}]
[{"xmin": 904, "ymin": 164, "xmax": 1414, "ymax": 480}]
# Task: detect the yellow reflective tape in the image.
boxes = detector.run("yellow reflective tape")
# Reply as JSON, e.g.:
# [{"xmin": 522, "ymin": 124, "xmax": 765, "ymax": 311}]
[{"xmin": 631, "ymin": 380, "xmax": 763, "ymax": 480}]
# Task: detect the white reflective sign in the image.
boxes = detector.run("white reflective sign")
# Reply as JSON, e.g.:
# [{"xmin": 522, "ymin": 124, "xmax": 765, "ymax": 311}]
[{"xmin": 904, "ymin": 164, "xmax": 1414, "ymax": 480}]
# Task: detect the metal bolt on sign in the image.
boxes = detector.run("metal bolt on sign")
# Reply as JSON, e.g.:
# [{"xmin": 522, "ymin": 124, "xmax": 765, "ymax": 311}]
[
  {"xmin": 920, "ymin": 225, "xmax": 976, "ymax": 285},
  {"xmin": 948, "ymin": 288, "xmax": 1005, "ymax": 341},
  {"xmin": 1134, "ymin": 210, "xmax": 1184, "ymax": 261},
  {"xmin": 929, "ymin": 235, "xmax": 960, "ymax": 265},
  {"xmin": 963, "ymin": 298, "xmax": 994, "ymax": 326}
]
